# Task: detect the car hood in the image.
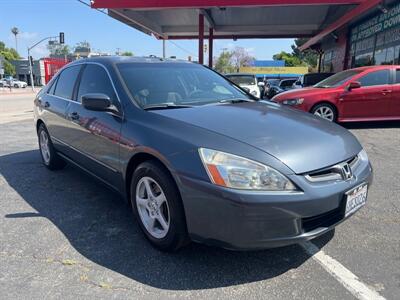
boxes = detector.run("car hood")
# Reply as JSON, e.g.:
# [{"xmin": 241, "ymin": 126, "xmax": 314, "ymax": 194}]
[
  {"xmin": 273, "ymin": 87, "xmax": 334, "ymax": 100},
  {"xmin": 152, "ymin": 102, "xmax": 362, "ymax": 174}
]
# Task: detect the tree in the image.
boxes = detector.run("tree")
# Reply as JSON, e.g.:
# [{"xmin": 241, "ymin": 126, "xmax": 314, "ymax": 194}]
[
  {"xmin": 214, "ymin": 47, "xmax": 254, "ymax": 73},
  {"xmin": 48, "ymin": 42, "xmax": 71, "ymax": 56},
  {"xmin": 120, "ymin": 51, "xmax": 133, "ymax": 56},
  {"xmin": 273, "ymin": 38, "xmax": 318, "ymax": 70},
  {"xmin": 230, "ymin": 47, "xmax": 254, "ymax": 72},
  {"xmin": 214, "ymin": 51, "xmax": 235, "ymax": 74},
  {"xmin": 0, "ymin": 40, "xmax": 20, "ymax": 76},
  {"xmin": 11, "ymin": 27, "xmax": 19, "ymax": 53}
]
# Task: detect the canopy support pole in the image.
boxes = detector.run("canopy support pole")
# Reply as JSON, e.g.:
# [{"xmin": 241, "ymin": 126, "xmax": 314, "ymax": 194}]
[
  {"xmin": 208, "ymin": 27, "xmax": 214, "ymax": 68},
  {"xmin": 198, "ymin": 13, "xmax": 204, "ymax": 65}
]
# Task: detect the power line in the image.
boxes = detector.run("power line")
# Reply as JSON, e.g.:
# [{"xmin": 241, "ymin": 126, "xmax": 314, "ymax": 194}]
[{"xmin": 76, "ymin": 0, "xmax": 198, "ymax": 59}]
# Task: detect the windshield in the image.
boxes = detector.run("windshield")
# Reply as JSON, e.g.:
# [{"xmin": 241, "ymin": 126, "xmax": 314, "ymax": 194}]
[
  {"xmin": 314, "ymin": 69, "xmax": 362, "ymax": 88},
  {"xmin": 118, "ymin": 63, "xmax": 251, "ymax": 108},
  {"xmin": 226, "ymin": 75, "xmax": 256, "ymax": 86}
]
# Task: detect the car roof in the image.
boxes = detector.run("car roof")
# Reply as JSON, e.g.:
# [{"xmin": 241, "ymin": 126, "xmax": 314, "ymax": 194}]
[
  {"xmin": 68, "ymin": 55, "xmax": 192, "ymax": 66},
  {"xmin": 225, "ymin": 73, "xmax": 255, "ymax": 76},
  {"xmin": 349, "ymin": 65, "xmax": 396, "ymax": 72}
]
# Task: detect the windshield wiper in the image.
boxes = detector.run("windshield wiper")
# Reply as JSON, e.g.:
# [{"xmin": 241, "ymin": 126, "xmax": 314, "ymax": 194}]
[
  {"xmin": 218, "ymin": 98, "xmax": 253, "ymax": 104},
  {"xmin": 143, "ymin": 103, "xmax": 194, "ymax": 110}
]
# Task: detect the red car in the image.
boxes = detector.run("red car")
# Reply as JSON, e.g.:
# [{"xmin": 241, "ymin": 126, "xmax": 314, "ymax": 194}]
[{"xmin": 273, "ymin": 66, "xmax": 400, "ymax": 122}]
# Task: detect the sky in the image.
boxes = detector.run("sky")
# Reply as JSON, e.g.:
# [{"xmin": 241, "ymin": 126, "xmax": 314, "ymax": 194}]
[{"xmin": 0, "ymin": 0, "xmax": 295, "ymax": 61}]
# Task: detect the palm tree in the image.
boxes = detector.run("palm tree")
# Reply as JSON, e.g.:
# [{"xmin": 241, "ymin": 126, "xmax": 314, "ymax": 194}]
[{"xmin": 11, "ymin": 27, "xmax": 19, "ymax": 53}]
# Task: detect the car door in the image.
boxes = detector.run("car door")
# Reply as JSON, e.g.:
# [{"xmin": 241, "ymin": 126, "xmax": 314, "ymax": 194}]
[
  {"xmin": 340, "ymin": 69, "xmax": 391, "ymax": 120},
  {"xmin": 40, "ymin": 65, "xmax": 82, "ymax": 155},
  {"xmin": 390, "ymin": 68, "xmax": 400, "ymax": 118},
  {"xmin": 64, "ymin": 63, "xmax": 123, "ymax": 189}
]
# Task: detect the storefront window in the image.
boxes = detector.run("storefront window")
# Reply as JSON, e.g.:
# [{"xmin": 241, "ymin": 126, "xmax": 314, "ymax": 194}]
[
  {"xmin": 374, "ymin": 48, "xmax": 387, "ymax": 65},
  {"xmin": 395, "ymin": 46, "xmax": 400, "ymax": 64},
  {"xmin": 354, "ymin": 52, "xmax": 373, "ymax": 67}
]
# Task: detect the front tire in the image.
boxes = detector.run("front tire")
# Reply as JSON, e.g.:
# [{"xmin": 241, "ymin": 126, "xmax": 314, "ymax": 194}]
[
  {"xmin": 14, "ymin": 84, "xmax": 19, "ymax": 88},
  {"xmin": 311, "ymin": 103, "xmax": 337, "ymax": 122},
  {"xmin": 37, "ymin": 124, "xmax": 66, "ymax": 170},
  {"xmin": 130, "ymin": 161, "xmax": 188, "ymax": 251}
]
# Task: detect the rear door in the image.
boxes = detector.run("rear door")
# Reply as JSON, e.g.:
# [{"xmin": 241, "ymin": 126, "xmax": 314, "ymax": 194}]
[
  {"xmin": 341, "ymin": 69, "xmax": 391, "ymax": 120},
  {"xmin": 64, "ymin": 63, "xmax": 123, "ymax": 188},
  {"xmin": 390, "ymin": 68, "xmax": 400, "ymax": 118},
  {"xmin": 40, "ymin": 65, "xmax": 82, "ymax": 155}
]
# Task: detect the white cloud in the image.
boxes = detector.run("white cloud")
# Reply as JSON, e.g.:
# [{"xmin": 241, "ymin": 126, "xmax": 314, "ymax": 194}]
[
  {"xmin": 31, "ymin": 43, "xmax": 49, "ymax": 59},
  {"xmin": 19, "ymin": 31, "xmax": 39, "ymax": 40}
]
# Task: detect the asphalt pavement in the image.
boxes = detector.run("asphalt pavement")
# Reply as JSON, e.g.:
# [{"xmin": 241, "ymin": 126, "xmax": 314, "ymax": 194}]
[{"xmin": 0, "ymin": 94, "xmax": 399, "ymax": 299}]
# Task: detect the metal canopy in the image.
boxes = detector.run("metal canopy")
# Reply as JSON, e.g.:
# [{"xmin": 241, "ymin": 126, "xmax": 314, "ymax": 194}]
[{"xmin": 93, "ymin": 1, "xmax": 361, "ymax": 40}]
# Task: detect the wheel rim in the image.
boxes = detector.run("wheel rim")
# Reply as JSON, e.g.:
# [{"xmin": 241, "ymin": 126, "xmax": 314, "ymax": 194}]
[
  {"xmin": 136, "ymin": 177, "xmax": 170, "ymax": 239},
  {"xmin": 314, "ymin": 106, "xmax": 334, "ymax": 121},
  {"xmin": 39, "ymin": 130, "xmax": 51, "ymax": 164}
]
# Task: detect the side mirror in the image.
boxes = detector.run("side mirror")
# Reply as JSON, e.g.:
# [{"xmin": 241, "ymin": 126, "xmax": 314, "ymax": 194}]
[
  {"xmin": 258, "ymin": 82, "xmax": 265, "ymax": 87},
  {"xmin": 81, "ymin": 93, "xmax": 112, "ymax": 111},
  {"xmin": 347, "ymin": 81, "xmax": 361, "ymax": 91}
]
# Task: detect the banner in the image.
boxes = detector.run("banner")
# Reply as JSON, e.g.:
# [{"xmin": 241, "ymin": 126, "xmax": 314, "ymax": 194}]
[{"xmin": 239, "ymin": 66, "xmax": 308, "ymax": 75}]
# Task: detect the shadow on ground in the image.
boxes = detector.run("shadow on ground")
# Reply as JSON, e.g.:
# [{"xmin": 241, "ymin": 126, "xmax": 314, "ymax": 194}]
[
  {"xmin": 342, "ymin": 120, "xmax": 400, "ymax": 130},
  {"xmin": 0, "ymin": 150, "xmax": 333, "ymax": 290}
]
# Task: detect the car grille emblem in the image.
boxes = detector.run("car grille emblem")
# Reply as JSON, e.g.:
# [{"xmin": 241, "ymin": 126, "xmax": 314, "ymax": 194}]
[{"xmin": 340, "ymin": 163, "xmax": 353, "ymax": 180}]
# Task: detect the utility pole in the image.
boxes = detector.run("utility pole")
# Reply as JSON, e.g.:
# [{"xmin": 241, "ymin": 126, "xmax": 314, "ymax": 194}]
[{"xmin": 162, "ymin": 39, "xmax": 166, "ymax": 59}]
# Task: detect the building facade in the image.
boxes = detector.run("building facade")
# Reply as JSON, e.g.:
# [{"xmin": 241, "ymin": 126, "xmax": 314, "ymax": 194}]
[
  {"xmin": 11, "ymin": 59, "xmax": 46, "ymax": 86},
  {"xmin": 319, "ymin": 1, "xmax": 400, "ymax": 72}
]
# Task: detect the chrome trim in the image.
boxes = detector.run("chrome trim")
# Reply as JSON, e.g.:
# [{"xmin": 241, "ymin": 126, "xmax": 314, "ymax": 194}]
[
  {"xmin": 305, "ymin": 155, "xmax": 358, "ymax": 183},
  {"xmin": 51, "ymin": 136, "xmax": 119, "ymax": 173}
]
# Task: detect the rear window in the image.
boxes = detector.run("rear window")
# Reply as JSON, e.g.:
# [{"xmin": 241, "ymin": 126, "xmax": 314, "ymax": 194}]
[
  {"xmin": 54, "ymin": 65, "xmax": 81, "ymax": 100},
  {"xmin": 226, "ymin": 75, "xmax": 256, "ymax": 86}
]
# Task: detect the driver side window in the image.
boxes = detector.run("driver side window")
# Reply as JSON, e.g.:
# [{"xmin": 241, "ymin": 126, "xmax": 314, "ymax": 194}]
[
  {"xmin": 77, "ymin": 64, "xmax": 117, "ymax": 104},
  {"xmin": 358, "ymin": 70, "xmax": 390, "ymax": 87}
]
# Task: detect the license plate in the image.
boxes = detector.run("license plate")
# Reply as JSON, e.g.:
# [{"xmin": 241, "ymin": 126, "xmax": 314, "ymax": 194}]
[{"xmin": 345, "ymin": 183, "xmax": 368, "ymax": 217}]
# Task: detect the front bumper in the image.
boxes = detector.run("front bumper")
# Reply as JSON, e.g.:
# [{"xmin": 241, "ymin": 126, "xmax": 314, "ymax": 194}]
[{"xmin": 178, "ymin": 159, "xmax": 373, "ymax": 250}]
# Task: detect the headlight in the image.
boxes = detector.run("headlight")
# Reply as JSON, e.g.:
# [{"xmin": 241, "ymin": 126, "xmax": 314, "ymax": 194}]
[
  {"xmin": 358, "ymin": 149, "xmax": 369, "ymax": 162},
  {"xmin": 251, "ymin": 90, "xmax": 258, "ymax": 96},
  {"xmin": 282, "ymin": 98, "xmax": 304, "ymax": 106},
  {"xmin": 199, "ymin": 148, "xmax": 297, "ymax": 191}
]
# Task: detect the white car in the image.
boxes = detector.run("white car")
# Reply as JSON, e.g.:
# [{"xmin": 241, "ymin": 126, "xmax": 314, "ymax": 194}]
[
  {"xmin": 225, "ymin": 73, "xmax": 264, "ymax": 98},
  {"xmin": 0, "ymin": 79, "xmax": 10, "ymax": 87},
  {"xmin": 9, "ymin": 78, "xmax": 28, "ymax": 88}
]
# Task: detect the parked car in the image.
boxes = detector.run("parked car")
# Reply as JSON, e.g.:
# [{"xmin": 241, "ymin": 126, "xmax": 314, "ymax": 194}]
[
  {"xmin": 10, "ymin": 78, "xmax": 28, "ymax": 88},
  {"xmin": 34, "ymin": 57, "xmax": 372, "ymax": 251},
  {"xmin": 0, "ymin": 79, "xmax": 10, "ymax": 87},
  {"xmin": 263, "ymin": 78, "xmax": 279, "ymax": 96},
  {"xmin": 225, "ymin": 73, "xmax": 264, "ymax": 98},
  {"xmin": 267, "ymin": 78, "xmax": 297, "ymax": 98},
  {"xmin": 292, "ymin": 72, "xmax": 334, "ymax": 89},
  {"xmin": 273, "ymin": 65, "xmax": 400, "ymax": 122}
]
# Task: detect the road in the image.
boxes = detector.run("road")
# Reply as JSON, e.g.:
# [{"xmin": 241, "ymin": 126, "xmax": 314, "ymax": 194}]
[{"xmin": 0, "ymin": 94, "xmax": 399, "ymax": 299}]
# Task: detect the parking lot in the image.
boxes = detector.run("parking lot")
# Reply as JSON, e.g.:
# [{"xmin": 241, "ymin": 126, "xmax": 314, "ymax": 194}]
[{"xmin": 0, "ymin": 93, "xmax": 399, "ymax": 299}]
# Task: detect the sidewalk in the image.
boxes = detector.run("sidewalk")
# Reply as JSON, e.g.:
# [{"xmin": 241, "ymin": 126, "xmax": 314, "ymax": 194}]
[{"xmin": 0, "ymin": 87, "xmax": 41, "ymax": 96}]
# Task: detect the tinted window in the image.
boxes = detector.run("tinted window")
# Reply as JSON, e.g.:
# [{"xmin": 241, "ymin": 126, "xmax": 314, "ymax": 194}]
[
  {"xmin": 396, "ymin": 70, "xmax": 400, "ymax": 84},
  {"xmin": 358, "ymin": 70, "xmax": 390, "ymax": 87},
  {"xmin": 54, "ymin": 66, "xmax": 81, "ymax": 99},
  {"xmin": 314, "ymin": 69, "xmax": 362, "ymax": 88},
  {"xmin": 77, "ymin": 64, "xmax": 116, "ymax": 103},
  {"xmin": 118, "ymin": 63, "xmax": 249, "ymax": 107},
  {"xmin": 47, "ymin": 76, "xmax": 58, "ymax": 94}
]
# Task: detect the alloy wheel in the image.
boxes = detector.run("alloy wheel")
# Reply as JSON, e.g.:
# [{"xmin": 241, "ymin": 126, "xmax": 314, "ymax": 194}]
[
  {"xmin": 39, "ymin": 130, "xmax": 51, "ymax": 164},
  {"xmin": 136, "ymin": 176, "xmax": 170, "ymax": 239},
  {"xmin": 313, "ymin": 106, "xmax": 335, "ymax": 121}
]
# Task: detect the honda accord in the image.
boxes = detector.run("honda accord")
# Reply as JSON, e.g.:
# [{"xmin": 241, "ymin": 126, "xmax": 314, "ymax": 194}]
[{"xmin": 34, "ymin": 57, "xmax": 372, "ymax": 251}]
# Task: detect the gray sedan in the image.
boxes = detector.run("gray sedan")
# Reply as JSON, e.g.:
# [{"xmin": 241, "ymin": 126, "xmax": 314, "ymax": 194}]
[{"xmin": 33, "ymin": 57, "xmax": 372, "ymax": 251}]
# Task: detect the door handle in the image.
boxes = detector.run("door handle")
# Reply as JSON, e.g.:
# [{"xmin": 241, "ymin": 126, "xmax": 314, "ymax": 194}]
[
  {"xmin": 381, "ymin": 89, "xmax": 392, "ymax": 95},
  {"xmin": 44, "ymin": 101, "xmax": 50, "ymax": 108},
  {"xmin": 69, "ymin": 111, "xmax": 80, "ymax": 120}
]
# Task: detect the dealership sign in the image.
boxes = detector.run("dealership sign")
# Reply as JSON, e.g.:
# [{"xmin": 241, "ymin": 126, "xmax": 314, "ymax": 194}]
[
  {"xmin": 351, "ymin": 3, "xmax": 400, "ymax": 43},
  {"xmin": 239, "ymin": 66, "xmax": 308, "ymax": 75}
]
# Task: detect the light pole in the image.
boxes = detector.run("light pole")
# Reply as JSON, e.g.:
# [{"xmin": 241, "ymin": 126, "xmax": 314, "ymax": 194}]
[{"xmin": 27, "ymin": 33, "xmax": 64, "ymax": 91}]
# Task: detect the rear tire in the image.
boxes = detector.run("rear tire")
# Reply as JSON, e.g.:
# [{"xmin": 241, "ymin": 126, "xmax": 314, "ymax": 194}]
[
  {"xmin": 311, "ymin": 103, "xmax": 337, "ymax": 122},
  {"xmin": 37, "ymin": 124, "xmax": 66, "ymax": 170},
  {"xmin": 14, "ymin": 84, "xmax": 19, "ymax": 88},
  {"xmin": 130, "ymin": 161, "xmax": 189, "ymax": 252}
]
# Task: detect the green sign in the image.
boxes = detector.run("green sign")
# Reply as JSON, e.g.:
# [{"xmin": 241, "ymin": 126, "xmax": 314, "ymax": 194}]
[{"xmin": 351, "ymin": 3, "xmax": 400, "ymax": 43}]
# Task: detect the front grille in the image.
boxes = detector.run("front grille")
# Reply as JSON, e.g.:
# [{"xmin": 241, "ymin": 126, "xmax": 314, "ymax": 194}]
[
  {"xmin": 305, "ymin": 155, "xmax": 359, "ymax": 183},
  {"xmin": 301, "ymin": 205, "xmax": 344, "ymax": 232}
]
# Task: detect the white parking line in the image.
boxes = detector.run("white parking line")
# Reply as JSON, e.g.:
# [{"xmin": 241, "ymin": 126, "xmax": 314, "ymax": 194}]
[{"xmin": 301, "ymin": 241, "xmax": 385, "ymax": 300}]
